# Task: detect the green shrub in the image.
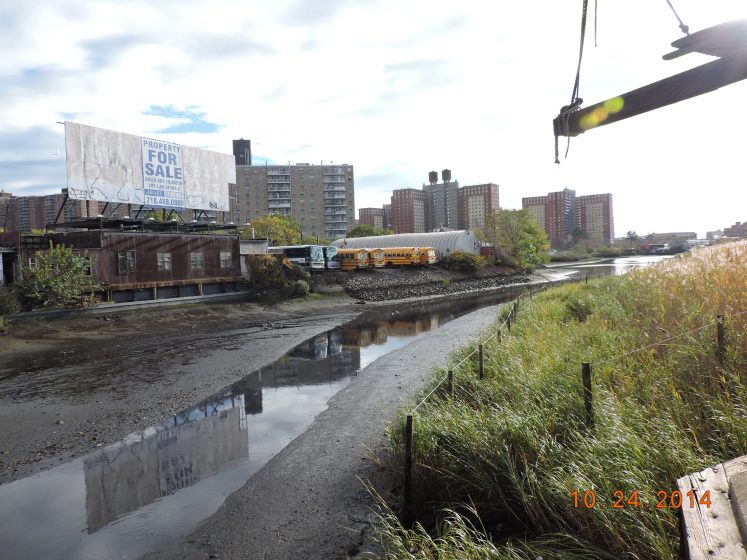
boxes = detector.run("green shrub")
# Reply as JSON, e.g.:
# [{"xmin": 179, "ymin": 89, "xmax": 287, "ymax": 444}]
[
  {"xmin": 285, "ymin": 264, "xmax": 311, "ymax": 283},
  {"xmin": 246, "ymin": 254, "xmax": 286, "ymax": 291},
  {"xmin": 592, "ymin": 247, "xmax": 622, "ymax": 258},
  {"xmin": 0, "ymin": 289, "xmax": 20, "ymax": 316},
  {"xmin": 246, "ymin": 254, "xmax": 312, "ymax": 299},
  {"xmin": 17, "ymin": 243, "xmax": 98, "ymax": 309},
  {"xmin": 290, "ymin": 279, "xmax": 310, "ymax": 297},
  {"xmin": 445, "ymin": 251, "xmax": 487, "ymax": 272}
]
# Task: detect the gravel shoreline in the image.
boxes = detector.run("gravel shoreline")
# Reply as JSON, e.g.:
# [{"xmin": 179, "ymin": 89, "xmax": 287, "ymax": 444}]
[{"xmin": 338, "ymin": 266, "xmax": 531, "ymax": 302}]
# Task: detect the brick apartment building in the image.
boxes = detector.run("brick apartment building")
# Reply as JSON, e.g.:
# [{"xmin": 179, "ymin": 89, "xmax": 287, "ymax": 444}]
[
  {"xmin": 523, "ymin": 188, "xmax": 614, "ymax": 248},
  {"xmin": 390, "ymin": 188, "xmax": 427, "ymax": 233},
  {"xmin": 387, "ymin": 172, "xmax": 500, "ymax": 234},
  {"xmin": 457, "ymin": 183, "xmax": 499, "ymax": 230},
  {"xmin": 358, "ymin": 207, "xmax": 385, "ymax": 229},
  {"xmin": 0, "ymin": 189, "xmax": 100, "ymax": 232}
]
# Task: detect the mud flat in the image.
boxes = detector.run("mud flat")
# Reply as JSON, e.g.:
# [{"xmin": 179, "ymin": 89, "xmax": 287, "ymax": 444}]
[
  {"xmin": 0, "ymin": 295, "xmax": 361, "ymax": 484},
  {"xmin": 143, "ymin": 301, "xmax": 506, "ymax": 560}
]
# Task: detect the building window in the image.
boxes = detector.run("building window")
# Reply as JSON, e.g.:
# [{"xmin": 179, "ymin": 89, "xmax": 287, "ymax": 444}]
[
  {"xmin": 28, "ymin": 256, "xmax": 37, "ymax": 268},
  {"xmin": 219, "ymin": 251, "xmax": 232, "ymax": 268},
  {"xmin": 118, "ymin": 251, "xmax": 136, "ymax": 275},
  {"xmin": 190, "ymin": 252, "xmax": 204, "ymax": 270},
  {"xmin": 78, "ymin": 255, "xmax": 92, "ymax": 276},
  {"xmin": 157, "ymin": 252, "xmax": 172, "ymax": 271}
]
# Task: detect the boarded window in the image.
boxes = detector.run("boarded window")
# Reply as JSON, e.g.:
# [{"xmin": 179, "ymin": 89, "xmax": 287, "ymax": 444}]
[
  {"xmin": 157, "ymin": 252, "xmax": 172, "ymax": 271},
  {"xmin": 219, "ymin": 251, "xmax": 232, "ymax": 268},
  {"xmin": 118, "ymin": 251, "xmax": 136, "ymax": 275},
  {"xmin": 190, "ymin": 252, "xmax": 204, "ymax": 270}
]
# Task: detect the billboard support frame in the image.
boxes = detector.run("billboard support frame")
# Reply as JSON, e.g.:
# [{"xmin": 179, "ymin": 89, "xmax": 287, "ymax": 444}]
[{"xmin": 52, "ymin": 191, "xmax": 70, "ymax": 227}]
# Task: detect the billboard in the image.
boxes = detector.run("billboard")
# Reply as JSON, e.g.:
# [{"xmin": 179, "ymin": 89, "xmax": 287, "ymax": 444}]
[{"xmin": 64, "ymin": 122, "xmax": 235, "ymax": 211}]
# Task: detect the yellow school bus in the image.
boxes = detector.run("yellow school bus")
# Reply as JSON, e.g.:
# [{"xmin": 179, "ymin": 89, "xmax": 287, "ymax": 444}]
[
  {"xmin": 418, "ymin": 247, "xmax": 437, "ymax": 265},
  {"xmin": 337, "ymin": 248, "xmax": 370, "ymax": 271},
  {"xmin": 375, "ymin": 247, "xmax": 438, "ymax": 267},
  {"xmin": 367, "ymin": 248, "xmax": 386, "ymax": 268},
  {"xmin": 378, "ymin": 247, "xmax": 423, "ymax": 267}
]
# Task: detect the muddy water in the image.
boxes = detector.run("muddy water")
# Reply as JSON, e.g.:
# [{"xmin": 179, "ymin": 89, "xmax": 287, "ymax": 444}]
[
  {"xmin": 541, "ymin": 255, "xmax": 673, "ymax": 282},
  {"xmin": 0, "ymin": 291, "xmax": 521, "ymax": 560}
]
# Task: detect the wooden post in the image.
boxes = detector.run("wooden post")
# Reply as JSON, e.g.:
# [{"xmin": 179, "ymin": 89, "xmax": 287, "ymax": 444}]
[
  {"xmin": 447, "ymin": 370, "xmax": 454, "ymax": 397},
  {"xmin": 507, "ymin": 314, "xmax": 511, "ymax": 332},
  {"xmin": 585, "ymin": 274, "xmax": 589, "ymax": 285},
  {"xmin": 403, "ymin": 414, "xmax": 414, "ymax": 527},
  {"xmin": 479, "ymin": 344, "xmax": 484, "ymax": 379},
  {"xmin": 717, "ymin": 314, "xmax": 725, "ymax": 365},
  {"xmin": 582, "ymin": 362, "xmax": 594, "ymax": 428},
  {"xmin": 497, "ymin": 328, "xmax": 502, "ymax": 343}
]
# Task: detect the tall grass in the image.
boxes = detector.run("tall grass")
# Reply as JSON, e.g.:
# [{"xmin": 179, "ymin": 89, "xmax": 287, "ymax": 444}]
[{"xmin": 377, "ymin": 241, "xmax": 747, "ymax": 559}]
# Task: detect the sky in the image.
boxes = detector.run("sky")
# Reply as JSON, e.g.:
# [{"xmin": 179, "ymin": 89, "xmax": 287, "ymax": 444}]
[{"xmin": 1, "ymin": 0, "xmax": 746, "ymax": 238}]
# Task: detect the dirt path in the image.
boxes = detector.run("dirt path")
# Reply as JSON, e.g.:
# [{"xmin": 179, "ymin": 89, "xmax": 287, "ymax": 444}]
[
  {"xmin": 0, "ymin": 294, "xmax": 362, "ymax": 484},
  {"xmin": 143, "ymin": 302, "xmax": 505, "ymax": 560}
]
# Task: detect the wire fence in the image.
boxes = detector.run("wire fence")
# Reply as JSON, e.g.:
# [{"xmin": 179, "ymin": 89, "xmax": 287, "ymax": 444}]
[{"xmin": 401, "ymin": 272, "xmax": 745, "ymax": 526}]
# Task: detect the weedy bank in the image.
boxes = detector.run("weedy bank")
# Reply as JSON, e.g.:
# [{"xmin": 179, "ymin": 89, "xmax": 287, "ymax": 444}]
[{"xmin": 377, "ymin": 241, "xmax": 747, "ymax": 559}]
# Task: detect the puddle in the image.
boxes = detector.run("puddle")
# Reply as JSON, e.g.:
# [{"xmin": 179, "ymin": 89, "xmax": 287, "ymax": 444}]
[{"xmin": 0, "ymin": 292, "xmax": 520, "ymax": 559}]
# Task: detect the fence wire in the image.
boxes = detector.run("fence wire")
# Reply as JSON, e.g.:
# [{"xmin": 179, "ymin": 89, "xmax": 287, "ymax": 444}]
[{"xmin": 409, "ymin": 276, "xmax": 746, "ymax": 415}]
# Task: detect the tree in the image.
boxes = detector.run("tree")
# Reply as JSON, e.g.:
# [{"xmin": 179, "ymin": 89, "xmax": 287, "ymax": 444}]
[
  {"xmin": 347, "ymin": 224, "xmax": 394, "ymax": 238},
  {"xmin": 477, "ymin": 209, "xmax": 550, "ymax": 269},
  {"xmin": 626, "ymin": 230, "xmax": 639, "ymax": 241},
  {"xmin": 18, "ymin": 242, "xmax": 97, "ymax": 309},
  {"xmin": 240, "ymin": 214, "xmax": 302, "ymax": 246}
]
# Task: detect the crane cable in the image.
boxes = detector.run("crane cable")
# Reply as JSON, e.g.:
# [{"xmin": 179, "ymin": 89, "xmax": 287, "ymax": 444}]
[
  {"xmin": 664, "ymin": 0, "xmax": 690, "ymax": 35},
  {"xmin": 555, "ymin": 0, "xmax": 591, "ymax": 164}
]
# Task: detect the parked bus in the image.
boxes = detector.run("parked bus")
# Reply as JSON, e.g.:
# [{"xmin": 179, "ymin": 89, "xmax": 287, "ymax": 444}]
[
  {"xmin": 368, "ymin": 248, "xmax": 386, "ymax": 268},
  {"xmin": 267, "ymin": 245, "xmax": 325, "ymax": 270},
  {"xmin": 337, "ymin": 248, "xmax": 370, "ymax": 271},
  {"xmin": 418, "ymin": 247, "xmax": 437, "ymax": 265},
  {"xmin": 323, "ymin": 246, "xmax": 341, "ymax": 270},
  {"xmin": 379, "ymin": 247, "xmax": 432, "ymax": 268}
]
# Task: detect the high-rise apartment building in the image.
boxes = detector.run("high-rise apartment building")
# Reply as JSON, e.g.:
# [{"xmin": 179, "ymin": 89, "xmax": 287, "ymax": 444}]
[
  {"xmin": 358, "ymin": 208, "xmax": 385, "ymax": 228},
  {"xmin": 458, "ymin": 183, "xmax": 499, "ymax": 230},
  {"xmin": 575, "ymin": 193, "xmax": 614, "ymax": 246},
  {"xmin": 523, "ymin": 188, "xmax": 614, "ymax": 248},
  {"xmin": 423, "ymin": 169, "xmax": 459, "ymax": 231},
  {"xmin": 235, "ymin": 163, "xmax": 355, "ymax": 239},
  {"xmin": 390, "ymin": 188, "xmax": 426, "ymax": 233},
  {"xmin": 0, "ymin": 190, "xmax": 97, "ymax": 232},
  {"xmin": 382, "ymin": 204, "xmax": 392, "ymax": 229},
  {"xmin": 373, "ymin": 172, "xmax": 500, "ymax": 234},
  {"xmin": 232, "ymin": 139, "xmax": 252, "ymax": 166}
]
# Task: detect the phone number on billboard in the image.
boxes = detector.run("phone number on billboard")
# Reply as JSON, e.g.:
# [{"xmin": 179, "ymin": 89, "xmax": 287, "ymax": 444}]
[{"xmin": 145, "ymin": 197, "xmax": 185, "ymax": 207}]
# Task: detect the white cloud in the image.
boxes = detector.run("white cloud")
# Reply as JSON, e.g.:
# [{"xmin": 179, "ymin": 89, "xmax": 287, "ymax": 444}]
[{"xmin": 0, "ymin": 0, "xmax": 746, "ymax": 236}]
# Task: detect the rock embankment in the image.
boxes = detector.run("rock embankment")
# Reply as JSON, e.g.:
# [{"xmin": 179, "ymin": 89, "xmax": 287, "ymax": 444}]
[{"xmin": 338, "ymin": 266, "xmax": 530, "ymax": 301}]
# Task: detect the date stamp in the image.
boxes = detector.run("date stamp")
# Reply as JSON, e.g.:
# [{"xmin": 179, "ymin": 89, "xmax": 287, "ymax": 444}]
[{"xmin": 571, "ymin": 489, "xmax": 712, "ymax": 509}]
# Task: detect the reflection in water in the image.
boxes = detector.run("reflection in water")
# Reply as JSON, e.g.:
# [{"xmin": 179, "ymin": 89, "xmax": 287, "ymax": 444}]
[
  {"xmin": 0, "ymin": 291, "xmax": 519, "ymax": 560},
  {"xmin": 85, "ymin": 400, "xmax": 248, "ymax": 533},
  {"xmin": 545, "ymin": 255, "xmax": 673, "ymax": 281}
]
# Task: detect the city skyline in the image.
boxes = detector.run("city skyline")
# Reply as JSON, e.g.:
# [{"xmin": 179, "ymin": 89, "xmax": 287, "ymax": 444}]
[{"xmin": 1, "ymin": 1, "xmax": 746, "ymax": 238}]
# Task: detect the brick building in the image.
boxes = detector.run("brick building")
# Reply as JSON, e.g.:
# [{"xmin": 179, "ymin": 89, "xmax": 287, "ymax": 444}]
[
  {"xmin": 358, "ymin": 208, "xmax": 385, "ymax": 229},
  {"xmin": 457, "ymin": 183, "xmax": 499, "ymax": 230},
  {"xmin": 390, "ymin": 189, "xmax": 426, "ymax": 233},
  {"xmin": 523, "ymin": 188, "xmax": 614, "ymax": 248}
]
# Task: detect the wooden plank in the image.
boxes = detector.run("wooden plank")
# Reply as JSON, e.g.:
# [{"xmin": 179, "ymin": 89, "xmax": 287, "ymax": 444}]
[
  {"xmin": 677, "ymin": 460, "xmax": 747, "ymax": 559},
  {"xmin": 726, "ymin": 456, "xmax": 747, "ymax": 547},
  {"xmin": 554, "ymin": 54, "xmax": 747, "ymax": 137}
]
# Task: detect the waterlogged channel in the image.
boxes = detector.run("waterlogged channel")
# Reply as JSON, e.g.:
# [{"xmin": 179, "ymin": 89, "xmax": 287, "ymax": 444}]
[
  {"xmin": 541, "ymin": 255, "xmax": 673, "ymax": 281},
  {"xmin": 0, "ymin": 291, "xmax": 524, "ymax": 560}
]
